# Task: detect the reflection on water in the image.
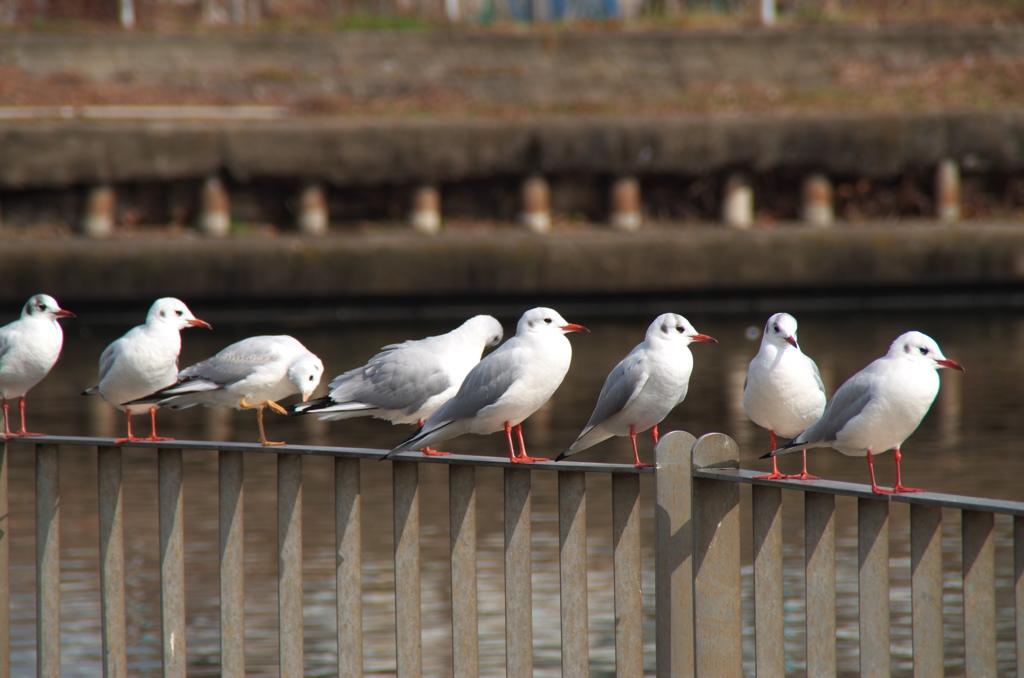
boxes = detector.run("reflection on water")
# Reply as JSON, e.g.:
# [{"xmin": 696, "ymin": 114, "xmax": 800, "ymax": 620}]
[{"xmin": 5, "ymin": 306, "xmax": 1024, "ymax": 676}]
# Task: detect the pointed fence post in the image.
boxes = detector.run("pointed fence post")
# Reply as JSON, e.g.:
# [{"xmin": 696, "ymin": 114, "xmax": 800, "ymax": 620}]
[
  {"xmin": 691, "ymin": 433, "xmax": 742, "ymax": 677},
  {"xmin": 654, "ymin": 430, "xmax": 696, "ymax": 677}
]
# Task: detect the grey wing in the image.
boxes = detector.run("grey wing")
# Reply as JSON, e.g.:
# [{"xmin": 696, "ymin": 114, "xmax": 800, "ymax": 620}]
[
  {"xmin": 96, "ymin": 341, "xmax": 120, "ymax": 383},
  {"xmin": 802, "ymin": 371, "xmax": 874, "ymax": 444},
  {"xmin": 583, "ymin": 355, "xmax": 647, "ymax": 431},
  {"xmin": 179, "ymin": 338, "xmax": 282, "ymax": 386},
  {"xmin": 178, "ymin": 356, "xmax": 246, "ymax": 387},
  {"xmin": 806, "ymin": 354, "xmax": 826, "ymax": 397},
  {"xmin": 337, "ymin": 346, "xmax": 450, "ymax": 413},
  {"xmin": 428, "ymin": 348, "xmax": 520, "ymax": 423},
  {"xmin": 0, "ymin": 329, "xmax": 10, "ymax": 369}
]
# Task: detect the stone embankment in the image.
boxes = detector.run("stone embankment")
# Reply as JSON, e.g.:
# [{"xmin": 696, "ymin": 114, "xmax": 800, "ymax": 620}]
[
  {"xmin": 2, "ymin": 29, "xmax": 1023, "ymax": 308},
  {"xmin": 3, "ymin": 224, "xmax": 1023, "ymax": 314}
]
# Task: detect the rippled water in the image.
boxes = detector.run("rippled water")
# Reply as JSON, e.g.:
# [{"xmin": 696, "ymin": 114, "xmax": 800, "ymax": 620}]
[{"xmin": 4, "ymin": 304, "xmax": 1023, "ymax": 676}]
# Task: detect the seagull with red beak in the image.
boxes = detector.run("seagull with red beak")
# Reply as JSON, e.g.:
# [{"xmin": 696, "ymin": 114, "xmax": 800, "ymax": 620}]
[
  {"xmin": 0, "ymin": 294, "xmax": 75, "ymax": 438},
  {"xmin": 764, "ymin": 330, "xmax": 964, "ymax": 494},
  {"xmin": 386, "ymin": 307, "xmax": 589, "ymax": 463},
  {"xmin": 84, "ymin": 297, "xmax": 212, "ymax": 443},
  {"xmin": 744, "ymin": 312, "xmax": 826, "ymax": 480},
  {"xmin": 556, "ymin": 313, "xmax": 717, "ymax": 468}
]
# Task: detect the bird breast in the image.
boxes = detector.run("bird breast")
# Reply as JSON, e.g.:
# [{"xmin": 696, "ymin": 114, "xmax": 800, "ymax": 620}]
[
  {"xmin": 469, "ymin": 337, "xmax": 572, "ymax": 433},
  {"xmin": 744, "ymin": 346, "xmax": 824, "ymax": 437},
  {"xmin": 833, "ymin": 363, "xmax": 939, "ymax": 456},
  {"xmin": 0, "ymin": 321, "xmax": 64, "ymax": 397}
]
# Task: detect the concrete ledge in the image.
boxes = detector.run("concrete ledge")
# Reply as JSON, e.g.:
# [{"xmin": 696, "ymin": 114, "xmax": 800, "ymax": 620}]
[
  {"xmin": 3, "ymin": 112, "xmax": 1024, "ymax": 189},
  {"xmin": 4, "ymin": 223, "xmax": 1022, "ymax": 309}
]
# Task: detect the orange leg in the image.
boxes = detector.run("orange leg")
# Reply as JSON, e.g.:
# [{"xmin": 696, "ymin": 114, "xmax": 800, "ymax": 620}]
[
  {"xmin": 2, "ymin": 396, "xmax": 45, "ymax": 438},
  {"xmin": 504, "ymin": 422, "xmax": 519, "ymax": 462},
  {"xmin": 515, "ymin": 423, "xmax": 547, "ymax": 462},
  {"xmin": 891, "ymin": 447, "xmax": 923, "ymax": 493},
  {"xmin": 256, "ymin": 407, "xmax": 285, "ymax": 446},
  {"xmin": 755, "ymin": 430, "xmax": 787, "ymax": 480},
  {"xmin": 505, "ymin": 422, "xmax": 545, "ymax": 463},
  {"xmin": 867, "ymin": 451, "xmax": 894, "ymax": 494},
  {"xmin": 144, "ymin": 407, "xmax": 174, "ymax": 442},
  {"xmin": 651, "ymin": 425, "xmax": 659, "ymax": 444},
  {"xmin": 114, "ymin": 410, "xmax": 142, "ymax": 444},
  {"xmin": 630, "ymin": 425, "xmax": 654, "ymax": 468},
  {"xmin": 416, "ymin": 421, "xmax": 449, "ymax": 456},
  {"xmin": 239, "ymin": 397, "xmax": 285, "ymax": 446},
  {"xmin": 1, "ymin": 397, "xmax": 10, "ymax": 438},
  {"xmin": 786, "ymin": 449, "xmax": 820, "ymax": 481}
]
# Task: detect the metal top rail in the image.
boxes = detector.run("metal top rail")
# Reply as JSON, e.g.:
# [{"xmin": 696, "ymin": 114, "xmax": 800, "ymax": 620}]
[
  {"xmin": 696, "ymin": 466, "xmax": 1024, "ymax": 516},
  {"xmin": 10, "ymin": 434, "xmax": 654, "ymax": 475}
]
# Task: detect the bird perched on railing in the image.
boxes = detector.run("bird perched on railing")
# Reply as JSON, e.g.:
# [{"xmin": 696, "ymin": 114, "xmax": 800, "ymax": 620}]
[
  {"xmin": 83, "ymin": 298, "xmax": 211, "ymax": 443},
  {"xmin": 384, "ymin": 307, "xmax": 588, "ymax": 463},
  {"xmin": 556, "ymin": 313, "xmax": 716, "ymax": 468},
  {"xmin": 0, "ymin": 294, "xmax": 75, "ymax": 439},
  {"xmin": 289, "ymin": 314, "xmax": 503, "ymax": 455},
  {"xmin": 125, "ymin": 335, "xmax": 323, "ymax": 446},
  {"xmin": 743, "ymin": 312, "xmax": 826, "ymax": 480},
  {"xmin": 763, "ymin": 330, "xmax": 964, "ymax": 494}
]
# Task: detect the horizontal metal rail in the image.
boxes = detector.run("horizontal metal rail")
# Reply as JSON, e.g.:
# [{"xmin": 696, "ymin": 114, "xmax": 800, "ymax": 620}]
[
  {"xmin": 11, "ymin": 434, "xmax": 654, "ymax": 473},
  {"xmin": 695, "ymin": 466, "xmax": 1024, "ymax": 516}
]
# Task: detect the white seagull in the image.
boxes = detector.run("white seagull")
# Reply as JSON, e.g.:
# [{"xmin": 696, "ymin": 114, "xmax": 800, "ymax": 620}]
[
  {"xmin": 743, "ymin": 312, "xmax": 826, "ymax": 480},
  {"xmin": 0, "ymin": 294, "xmax": 74, "ymax": 438},
  {"xmin": 385, "ymin": 307, "xmax": 589, "ymax": 462},
  {"xmin": 126, "ymin": 335, "xmax": 324, "ymax": 446},
  {"xmin": 291, "ymin": 315, "xmax": 503, "ymax": 455},
  {"xmin": 764, "ymin": 331, "xmax": 964, "ymax": 494},
  {"xmin": 556, "ymin": 313, "xmax": 717, "ymax": 467},
  {"xmin": 83, "ymin": 298, "xmax": 211, "ymax": 443}
]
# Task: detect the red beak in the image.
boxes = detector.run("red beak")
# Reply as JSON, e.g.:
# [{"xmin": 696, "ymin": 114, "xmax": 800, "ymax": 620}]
[
  {"xmin": 54, "ymin": 309, "xmax": 75, "ymax": 318},
  {"xmin": 937, "ymin": 358, "xmax": 965, "ymax": 372},
  {"xmin": 560, "ymin": 323, "xmax": 590, "ymax": 334},
  {"xmin": 691, "ymin": 333, "xmax": 718, "ymax": 344},
  {"xmin": 187, "ymin": 318, "xmax": 213, "ymax": 330},
  {"xmin": 786, "ymin": 336, "xmax": 798, "ymax": 348}
]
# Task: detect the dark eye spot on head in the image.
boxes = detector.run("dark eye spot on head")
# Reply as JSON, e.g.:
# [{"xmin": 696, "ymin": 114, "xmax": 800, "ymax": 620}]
[
  {"xmin": 543, "ymin": 317, "xmax": 552, "ymax": 324},
  {"xmin": 176, "ymin": 310, "xmax": 183, "ymax": 316},
  {"xmin": 919, "ymin": 346, "xmax": 929, "ymax": 355},
  {"xmin": 676, "ymin": 325, "xmax": 684, "ymax": 333},
  {"xmin": 308, "ymin": 375, "xmax": 314, "ymax": 381}
]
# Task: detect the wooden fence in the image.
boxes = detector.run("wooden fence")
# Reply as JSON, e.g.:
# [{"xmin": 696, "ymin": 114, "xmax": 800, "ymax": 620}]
[{"xmin": 0, "ymin": 430, "xmax": 1021, "ymax": 676}]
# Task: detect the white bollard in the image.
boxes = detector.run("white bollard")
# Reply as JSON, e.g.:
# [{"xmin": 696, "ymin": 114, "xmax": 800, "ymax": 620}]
[
  {"xmin": 610, "ymin": 176, "xmax": 642, "ymax": 232},
  {"xmin": 200, "ymin": 176, "xmax": 231, "ymax": 237},
  {"xmin": 83, "ymin": 185, "xmax": 115, "ymax": 238},
  {"xmin": 802, "ymin": 173, "xmax": 834, "ymax": 227},
  {"xmin": 298, "ymin": 183, "xmax": 329, "ymax": 236},
  {"xmin": 936, "ymin": 158, "xmax": 961, "ymax": 223},
  {"xmin": 410, "ymin": 184, "xmax": 441, "ymax": 235},
  {"xmin": 722, "ymin": 173, "xmax": 754, "ymax": 229},
  {"xmin": 520, "ymin": 175, "xmax": 551, "ymax": 234}
]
